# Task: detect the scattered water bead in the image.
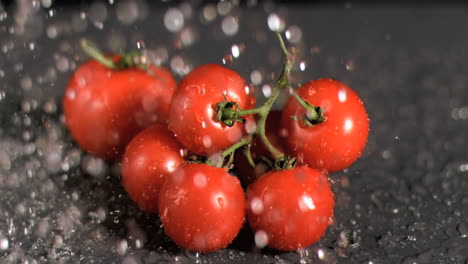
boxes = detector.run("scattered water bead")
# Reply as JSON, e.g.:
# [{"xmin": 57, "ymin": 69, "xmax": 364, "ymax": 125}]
[
  {"xmin": 81, "ymin": 155, "xmax": 108, "ymax": 179},
  {"xmin": 262, "ymin": 84, "xmax": 272, "ymax": 98},
  {"xmin": 250, "ymin": 70, "xmax": 263, "ymax": 85},
  {"xmin": 88, "ymin": 1, "xmax": 108, "ymax": 25},
  {"xmin": 116, "ymin": 0, "xmax": 140, "ymax": 25},
  {"xmin": 55, "ymin": 56, "xmax": 70, "ymax": 72},
  {"xmin": 71, "ymin": 12, "xmax": 88, "ymax": 32},
  {"xmin": 170, "ymin": 55, "xmax": 191, "ymax": 76},
  {"xmin": 221, "ymin": 16, "xmax": 239, "ymax": 36},
  {"xmin": 346, "ymin": 59, "xmax": 355, "ymax": 71},
  {"xmin": 0, "ymin": 237, "xmax": 9, "ymax": 251},
  {"xmin": 285, "ymin": 25, "xmax": 302, "ymax": 43},
  {"xmin": 267, "ymin": 13, "xmax": 285, "ymax": 32},
  {"xmin": 217, "ymin": 1, "xmax": 233, "ymax": 16},
  {"xmin": 164, "ymin": 8, "xmax": 184, "ymax": 33},
  {"xmin": 201, "ymin": 4, "xmax": 217, "ymax": 23},
  {"xmin": 116, "ymin": 239, "xmax": 128, "ymax": 255},
  {"xmin": 178, "ymin": 27, "xmax": 198, "ymax": 48},
  {"xmin": 254, "ymin": 230, "xmax": 269, "ymax": 249},
  {"xmin": 299, "ymin": 60, "xmax": 307, "ymax": 71}
]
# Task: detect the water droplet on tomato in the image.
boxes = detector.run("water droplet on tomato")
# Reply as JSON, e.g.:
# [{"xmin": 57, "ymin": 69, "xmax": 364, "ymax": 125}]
[
  {"xmin": 172, "ymin": 169, "xmax": 185, "ymax": 184},
  {"xmin": 245, "ymin": 118, "xmax": 257, "ymax": 134},
  {"xmin": 338, "ymin": 88, "xmax": 347, "ymax": 102},
  {"xmin": 227, "ymin": 127, "xmax": 242, "ymax": 143},
  {"xmin": 298, "ymin": 195, "xmax": 316, "ymax": 211},
  {"xmin": 193, "ymin": 172, "xmax": 207, "ymax": 188},
  {"xmin": 66, "ymin": 89, "xmax": 76, "ymax": 100},
  {"xmin": 250, "ymin": 197, "xmax": 264, "ymax": 215},
  {"xmin": 202, "ymin": 136, "xmax": 212, "ymax": 148}
]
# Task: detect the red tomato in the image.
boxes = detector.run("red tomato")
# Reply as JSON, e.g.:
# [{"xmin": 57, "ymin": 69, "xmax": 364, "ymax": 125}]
[
  {"xmin": 235, "ymin": 110, "xmax": 286, "ymax": 186},
  {"xmin": 246, "ymin": 166, "xmax": 334, "ymax": 251},
  {"xmin": 63, "ymin": 59, "xmax": 177, "ymax": 160},
  {"xmin": 158, "ymin": 163, "xmax": 245, "ymax": 253},
  {"xmin": 121, "ymin": 124, "xmax": 185, "ymax": 213},
  {"xmin": 281, "ymin": 78, "xmax": 369, "ymax": 172},
  {"xmin": 168, "ymin": 64, "xmax": 256, "ymax": 156}
]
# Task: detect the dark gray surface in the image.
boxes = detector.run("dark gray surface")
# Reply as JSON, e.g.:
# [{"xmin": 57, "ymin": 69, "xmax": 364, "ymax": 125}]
[{"xmin": 0, "ymin": 2, "xmax": 467, "ymax": 263}]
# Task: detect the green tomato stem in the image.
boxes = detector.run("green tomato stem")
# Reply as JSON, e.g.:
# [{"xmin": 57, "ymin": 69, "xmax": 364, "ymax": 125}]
[
  {"xmin": 220, "ymin": 136, "xmax": 252, "ymax": 160},
  {"xmin": 80, "ymin": 39, "xmax": 116, "ymax": 69}
]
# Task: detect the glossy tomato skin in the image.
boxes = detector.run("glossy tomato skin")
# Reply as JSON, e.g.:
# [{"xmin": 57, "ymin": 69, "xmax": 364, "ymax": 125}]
[
  {"xmin": 158, "ymin": 163, "xmax": 245, "ymax": 253},
  {"xmin": 168, "ymin": 64, "xmax": 255, "ymax": 156},
  {"xmin": 281, "ymin": 78, "xmax": 369, "ymax": 172},
  {"xmin": 246, "ymin": 166, "xmax": 334, "ymax": 251},
  {"xmin": 121, "ymin": 124, "xmax": 185, "ymax": 213},
  {"xmin": 63, "ymin": 59, "xmax": 177, "ymax": 160}
]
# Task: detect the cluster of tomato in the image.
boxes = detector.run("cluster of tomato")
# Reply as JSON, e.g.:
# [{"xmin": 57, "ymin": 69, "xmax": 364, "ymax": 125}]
[{"xmin": 62, "ymin": 38, "xmax": 369, "ymax": 253}]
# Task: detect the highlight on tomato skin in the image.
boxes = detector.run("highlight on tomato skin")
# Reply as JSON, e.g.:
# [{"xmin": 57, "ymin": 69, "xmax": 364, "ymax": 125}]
[
  {"xmin": 280, "ymin": 78, "xmax": 370, "ymax": 173},
  {"xmin": 63, "ymin": 58, "xmax": 177, "ymax": 161},
  {"xmin": 168, "ymin": 63, "xmax": 256, "ymax": 157},
  {"xmin": 245, "ymin": 166, "xmax": 335, "ymax": 251},
  {"xmin": 158, "ymin": 163, "xmax": 246, "ymax": 253},
  {"xmin": 121, "ymin": 124, "xmax": 185, "ymax": 213}
]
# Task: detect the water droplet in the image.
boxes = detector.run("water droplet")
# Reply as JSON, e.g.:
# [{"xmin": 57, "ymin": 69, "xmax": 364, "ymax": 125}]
[
  {"xmin": 345, "ymin": 59, "xmax": 355, "ymax": 71},
  {"xmin": 164, "ymin": 8, "xmax": 184, "ymax": 32},
  {"xmin": 344, "ymin": 119, "xmax": 353, "ymax": 132},
  {"xmin": 0, "ymin": 237, "xmax": 8, "ymax": 251},
  {"xmin": 116, "ymin": 239, "xmax": 128, "ymax": 255},
  {"xmin": 250, "ymin": 70, "xmax": 263, "ymax": 85},
  {"xmin": 56, "ymin": 56, "xmax": 70, "ymax": 72},
  {"xmin": 254, "ymin": 230, "xmax": 269, "ymax": 248},
  {"xmin": 217, "ymin": 1, "xmax": 233, "ymax": 16},
  {"xmin": 116, "ymin": 0, "xmax": 140, "ymax": 25},
  {"xmin": 250, "ymin": 197, "xmax": 264, "ymax": 215},
  {"xmin": 231, "ymin": 44, "xmax": 243, "ymax": 58},
  {"xmin": 81, "ymin": 155, "xmax": 108, "ymax": 178},
  {"xmin": 193, "ymin": 172, "xmax": 207, "ymax": 188},
  {"xmin": 285, "ymin": 25, "xmax": 302, "ymax": 43},
  {"xmin": 227, "ymin": 127, "xmax": 242, "ymax": 143},
  {"xmin": 338, "ymin": 88, "xmax": 347, "ymax": 102},
  {"xmin": 203, "ymin": 136, "xmax": 212, "ymax": 148},
  {"xmin": 221, "ymin": 16, "xmax": 239, "ymax": 36},
  {"xmin": 299, "ymin": 61, "xmax": 307, "ymax": 71},
  {"xmin": 262, "ymin": 84, "xmax": 272, "ymax": 98},
  {"xmin": 298, "ymin": 194, "xmax": 316, "ymax": 211},
  {"xmin": 459, "ymin": 163, "xmax": 468, "ymax": 172},
  {"xmin": 245, "ymin": 118, "xmax": 257, "ymax": 134},
  {"xmin": 267, "ymin": 13, "xmax": 285, "ymax": 32},
  {"xmin": 88, "ymin": 2, "xmax": 108, "ymax": 25},
  {"xmin": 170, "ymin": 55, "xmax": 191, "ymax": 76},
  {"xmin": 172, "ymin": 168, "xmax": 185, "ymax": 184},
  {"xmin": 207, "ymin": 153, "xmax": 223, "ymax": 168},
  {"xmin": 179, "ymin": 27, "xmax": 198, "ymax": 48},
  {"xmin": 201, "ymin": 4, "xmax": 217, "ymax": 23}
]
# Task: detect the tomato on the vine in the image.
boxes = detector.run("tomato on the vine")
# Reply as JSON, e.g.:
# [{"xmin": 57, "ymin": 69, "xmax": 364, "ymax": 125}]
[
  {"xmin": 158, "ymin": 163, "xmax": 245, "ymax": 253},
  {"xmin": 63, "ymin": 59, "xmax": 177, "ymax": 160},
  {"xmin": 246, "ymin": 166, "xmax": 334, "ymax": 251},
  {"xmin": 280, "ymin": 78, "xmax": 369, "ymax": 172},
  {"xmin": 168, "ymin": 64, "xmax": 256, "ymax": 156},
  {"xmin": 121, "ymin": 124, "xmax": 185, "ymax": 213}
]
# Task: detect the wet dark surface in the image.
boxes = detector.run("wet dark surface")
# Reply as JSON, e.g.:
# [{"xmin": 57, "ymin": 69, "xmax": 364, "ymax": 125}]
[{"xmin": 1, "ymin": 2, "xmax": 468, "ymax": 263}]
